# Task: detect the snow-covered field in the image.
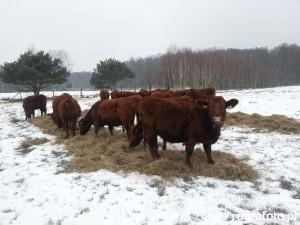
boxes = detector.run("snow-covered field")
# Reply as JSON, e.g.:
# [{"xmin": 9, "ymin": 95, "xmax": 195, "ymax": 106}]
[{"xmin": 0, "ymin": 86, "xmax": 300, "ymax": 225}]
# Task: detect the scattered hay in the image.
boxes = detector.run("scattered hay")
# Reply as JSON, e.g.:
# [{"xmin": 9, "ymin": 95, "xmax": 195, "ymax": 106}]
[
  {"xmin": 31, "ymin": 116, "xmax": 258, "ymax": 181},
  {"xmin": 226, "ymin": 112, "xmax": 300, "ymax": 134},
  {"xmin": 17, "ymin": 137, "xmax": 49, "ymax": 154}
]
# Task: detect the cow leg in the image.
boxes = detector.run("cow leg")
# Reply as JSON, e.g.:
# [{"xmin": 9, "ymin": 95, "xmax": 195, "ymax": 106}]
[
  {"xmin": 94, "ymin": 121, "xmax": 99, "ymax": 135},
  {"xmin": 203, "ymin": 144, "xmax": 214, "ymax": 164},
  {"xmin": 162, "ymin": 139, "xmax": 167, "ymax": 151},
  {"xmin": 58, "ymin": 119, "xmax": 63, "ymax": 129},
  {"xmin": 64, "ymin": 121, "xmax": 69, "ymax": 138},
  {"xmin": 124, "ymin": 123, "xmax": 131, "ymax": 140},
  {"xmin": 108, "ymin": 126, "xmax": 114, "ymax": 136},
  {"xmin": 143, "ymin": 133, "xmax": 147, "ymax": 150},
  {"xmin": 141, "ymin": 124, "xmax": 146, "ymax": 150},
  {"xmin": 146, "ymin": 130, "xmax": 160, "ymax": 160},
  {"xmin": 185, "ymin": 140, "xmax": 195, "ymax": 167},
  {"xmin": 72, "ymin": 120, "xmax": 76, "ymax": 136},
  {"xmin": 42, "ymin": 108, "xmax": 46, "ymax": 116}
]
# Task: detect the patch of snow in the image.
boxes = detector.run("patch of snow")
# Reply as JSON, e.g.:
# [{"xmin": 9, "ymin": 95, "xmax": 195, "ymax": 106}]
[{"xmin": 1, "ymin": 85, "xmax": 300, "ymax": 225}]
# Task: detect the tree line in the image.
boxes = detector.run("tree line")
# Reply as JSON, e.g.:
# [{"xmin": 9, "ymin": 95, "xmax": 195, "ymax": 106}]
[
  {"xmin": 1, "ymin": 43, "xmax": 300, "ymax": 94},
  {"xmin": 126, "ymin": 43, "xmax": 300, "ymax": 89}
]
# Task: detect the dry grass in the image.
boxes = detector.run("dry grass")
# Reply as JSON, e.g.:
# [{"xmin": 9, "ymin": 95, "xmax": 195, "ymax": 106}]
[
  {"xmin": 226, "ymin": 112, "xmax": 300, "ymax": 134},
  {"xmin": 17, "ymin": 137, "xmax": 49, "ymax": 154},
  {"xmin": 31, "ymin": 115, "xmax": 258, "ymax": 181}
]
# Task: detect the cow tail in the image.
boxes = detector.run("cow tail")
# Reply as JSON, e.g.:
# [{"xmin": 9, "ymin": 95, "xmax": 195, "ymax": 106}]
[{"xmin": 129, "ymin": 120, "xmax": 144, "ymax": 148}]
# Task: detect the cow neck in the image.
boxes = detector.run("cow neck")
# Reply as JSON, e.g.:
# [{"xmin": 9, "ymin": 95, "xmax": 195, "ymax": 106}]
[{"xmin": 83, "ymin": 105, "xmax": 94, "ymax": 124}]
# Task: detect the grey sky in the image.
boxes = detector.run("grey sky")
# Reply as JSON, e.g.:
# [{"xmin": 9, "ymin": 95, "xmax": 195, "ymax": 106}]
[{"xmin": 0, "ymin": 0, "xmax": 299, "ymax": 71}]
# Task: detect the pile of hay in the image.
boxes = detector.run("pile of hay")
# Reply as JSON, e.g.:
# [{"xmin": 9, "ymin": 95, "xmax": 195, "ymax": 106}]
[
  {"xmin": 226, "ymin": 112, "xmax": 300, "ymax": 134},
  {"xmin": 31, "ymin": 115, "xmax": 258, "ymax": 181}
]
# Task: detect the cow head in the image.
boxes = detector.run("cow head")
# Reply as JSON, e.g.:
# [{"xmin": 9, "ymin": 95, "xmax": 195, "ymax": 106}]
[
  {"xmin": 78, "ymin": 114, "xmax": 93, "ymax": 135},
  {"xmin": 47, "ymin": 113, "xmax": 56, "ymax": 122},
  {"xmin": 197, "ymin": 96, "xmax": 238, "ymax": 127}
]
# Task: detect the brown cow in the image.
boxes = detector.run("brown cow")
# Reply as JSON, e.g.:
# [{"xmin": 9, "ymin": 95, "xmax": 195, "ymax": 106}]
[
  {"xmin": 151, "ymin": 90, "xmax": 175, "ymax": 98},
  {"xmin": 129, "ymin": 96, "xmax": 238, "ymax": 166},
  {"xmin": 149, "ymin": 91, "xmax": 191, "ymax": 150},
  {"xmin": 79, "ymin": 95, "xmax": 142, "ymax": 139},
  {"xmin": 100, "ymin": 89, "xmax": 110, "ymax": 101},
  {"xmin": 182, "ymin": 88, "xmax": 216, "ymax": 100},
  {"xmin": 23, "ymin": 94, "xmax": 47, "ymax": 120},
  {"xmin": 55, "ymin": 97, "xmax": 81, "ymax": 138},
  {"xmin": 51, "ymin": 93, "xmax": 73, "ymax": 128},
  {"xmin": 152, "ymin": 88, "xmax": 215, "ymax": 151},
  {"xmin": 110, "ymin": 90, "xmax": 137, "ymax": 99}
]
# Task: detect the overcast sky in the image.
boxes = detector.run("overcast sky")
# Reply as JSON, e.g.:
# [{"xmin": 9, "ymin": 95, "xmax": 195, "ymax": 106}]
[{"xmin": 0, "ymin": 0, "xmax": 299, "ymax": 71}]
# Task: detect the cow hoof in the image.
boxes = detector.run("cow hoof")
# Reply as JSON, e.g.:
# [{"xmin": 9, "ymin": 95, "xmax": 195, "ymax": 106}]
[
  {"xmin": 208, "ymin": 160, "xmax": 215, "ymax": 164},
  {"xmin": 185, "ymin": 161, "xmax": 193, "ymax": 168}
]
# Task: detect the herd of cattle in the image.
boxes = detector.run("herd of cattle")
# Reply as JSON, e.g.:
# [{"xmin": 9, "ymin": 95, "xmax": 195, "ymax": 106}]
[{"xmin": 22, "ymin": 88, "xmax": 238, "ymax": 166}]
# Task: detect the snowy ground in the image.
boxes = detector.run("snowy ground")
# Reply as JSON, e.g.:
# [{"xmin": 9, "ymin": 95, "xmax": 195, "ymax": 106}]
[{"xmin": 0, "ymin": 86, "xmax": 300, "ymax": 225}]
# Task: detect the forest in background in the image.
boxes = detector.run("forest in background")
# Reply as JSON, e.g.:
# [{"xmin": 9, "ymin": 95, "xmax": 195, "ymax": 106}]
[{"xmin": 126, "ymin": 43, "xmax": 300, "ymax": 89}]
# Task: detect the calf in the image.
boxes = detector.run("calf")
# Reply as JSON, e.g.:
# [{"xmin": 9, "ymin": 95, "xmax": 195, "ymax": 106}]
[
  {"xmin": 56, "ymin": 97, "xmax": 81, "ymax": 138},
  {"xmin": 23, "ymin": 94, "xmax": 47, "ymax": 120},
  {"xmin": 79, "ymin": 96, "xmax": 142, "ymax": 139},
  {"xmin": 51, "ymin": 93, "xmax": 73, "ymax": 128},
  {"xmin": 129, "ymin": 96, "xmax": 238, "ymax": 166}
]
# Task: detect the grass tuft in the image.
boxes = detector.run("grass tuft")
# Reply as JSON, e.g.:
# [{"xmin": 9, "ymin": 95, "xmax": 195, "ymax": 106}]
[
  {"xmin": 226, "ymin": 112, "xmax": 300, "ymax": 134},
  {"xmin": 17, "ymin": 137, "xmax": 49, "ymax": 154}
]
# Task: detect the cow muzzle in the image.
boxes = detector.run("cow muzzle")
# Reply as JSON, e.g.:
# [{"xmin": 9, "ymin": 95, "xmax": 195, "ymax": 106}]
[{"xmin": 213, "ymin": 116, "xmax": 224, "ymax": 125}]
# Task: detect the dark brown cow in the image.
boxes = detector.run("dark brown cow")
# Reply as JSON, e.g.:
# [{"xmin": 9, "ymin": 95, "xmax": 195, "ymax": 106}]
[
  {"xmin": 51, "ymin": 93, "xmax": 73, "ymax": 128},
  {"xmin": 79, "ymin": 95, "xmax": 142, "ymax": 139},
  {"xmin": 100, "ymin": 89, "xmax": 110, "ymax": 101},
  {"xmin": 55, "ymin": 97, "xmax": 81, "ymax": 138},
  {"xmin": 22, "ymin": 94, "xmax": 47, "ymax": 120},
  {"xmin": 110, "ymin": 90, "xmax": 137, "ymax": 99},
  {"xmin": 129, "ymin": 96, "xmax": 238, "ymax": 166}
]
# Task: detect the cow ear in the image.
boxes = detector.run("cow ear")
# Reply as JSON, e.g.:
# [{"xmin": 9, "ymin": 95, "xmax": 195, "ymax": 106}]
[
  {"xmin": 226, "ymin": 99, "xmax": 238, "ymax": 109},
  {"xmin": 196, "ymin": 99, "xmax": 208, "ymax": 108}
]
